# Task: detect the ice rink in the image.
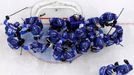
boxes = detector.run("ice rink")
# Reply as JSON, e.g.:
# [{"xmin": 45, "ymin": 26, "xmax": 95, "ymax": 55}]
[
  {"xmin": 0, "ymin": 24, "xmax": 134, "ymax": 75},
  {"xmin": 0, "ymin": 0, "xmax": 134, "ymax": 75}
]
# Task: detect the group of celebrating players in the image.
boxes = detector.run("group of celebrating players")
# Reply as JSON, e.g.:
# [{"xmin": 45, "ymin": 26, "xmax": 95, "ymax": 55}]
[{"xmin": 4, "ymin": 12, "xmax": 123, "ymax": 62}]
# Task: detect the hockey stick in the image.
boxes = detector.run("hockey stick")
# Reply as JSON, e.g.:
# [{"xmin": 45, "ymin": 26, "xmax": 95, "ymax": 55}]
[
  {"xmin": 106, "ymin": 8, "xmax": 124, "ymax": 35},
  {"xmin": 20, "ymin": 47, "xmax": 23, "ymax": 55},
  {"xmin": 9, "ymin": 7, "xmax": 29, "ymax": 17}
]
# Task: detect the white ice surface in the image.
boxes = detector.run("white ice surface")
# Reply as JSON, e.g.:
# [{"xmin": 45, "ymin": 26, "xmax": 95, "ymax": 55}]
[{"xmin": 0, "ymin": 24, "xmax": 134, "ymax": 75}]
